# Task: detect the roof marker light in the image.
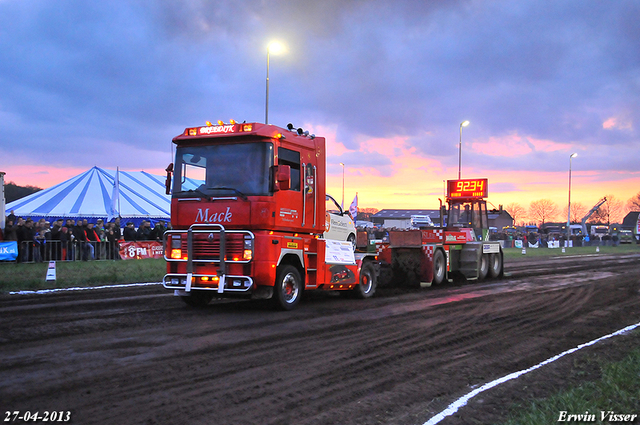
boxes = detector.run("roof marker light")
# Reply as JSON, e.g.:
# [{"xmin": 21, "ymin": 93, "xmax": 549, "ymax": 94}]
[
  {"xmin": 218, "ymin": 120, "xmax": 224, "ymax": 125},
  {"xmin": 230, "ymin": 119, "xmax": 236, "ymax": 124},
  {"xmin": 206, "ymin": 121, "xmax": 213, "ymax": 126}
]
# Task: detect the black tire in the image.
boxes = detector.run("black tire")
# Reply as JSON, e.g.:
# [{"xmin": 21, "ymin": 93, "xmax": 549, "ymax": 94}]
[
  {"xmin": 432, "ymin": 249, "xmax": 446, "ymax": 285},
  {"xmin": 181, "ymin": 291, "xmax": 214, "ymax": 307},
  {"xmin": 347, "ymin": 233, "xmax": 356, "ymax": 252},
  {"xmin": 353, "ymin": 261, "xmax": 377, "ymax": 299},
  {"xmin": 488, "ymin": 252, "xmax": 503, "ymax": 278},
  {"xmin": 478, "ymin": 254, "xmax": 489, "ymax": 280},
  {"xmin": 274, "ymin": 265, "xmax": 303, "ymax": 311}
]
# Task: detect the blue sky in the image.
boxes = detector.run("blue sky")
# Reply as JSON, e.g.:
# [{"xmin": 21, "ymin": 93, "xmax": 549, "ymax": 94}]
[{"xmin": 1, "ymin": 0, "xmax": 639, "ymax": 212}]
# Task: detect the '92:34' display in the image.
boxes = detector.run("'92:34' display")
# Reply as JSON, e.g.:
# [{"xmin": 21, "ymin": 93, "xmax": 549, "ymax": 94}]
[{"xmin": 447, "ymin": 178, "xmax": 488, "ymax": 200}]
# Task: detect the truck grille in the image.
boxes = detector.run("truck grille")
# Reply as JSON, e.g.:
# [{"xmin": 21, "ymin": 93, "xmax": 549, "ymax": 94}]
[{"xmin": 187, "ymin": 233, "xmax": 245, "ymax": 261}]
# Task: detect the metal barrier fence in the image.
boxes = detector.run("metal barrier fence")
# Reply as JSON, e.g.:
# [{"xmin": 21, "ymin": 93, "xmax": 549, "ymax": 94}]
[{"xmin": 17, "ymin": 240, "xmax": 123, "ymax": 263}]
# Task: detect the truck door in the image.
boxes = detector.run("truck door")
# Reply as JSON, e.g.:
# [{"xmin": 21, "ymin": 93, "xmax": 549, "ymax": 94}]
[{"xmin": 275, "ymin": 147, "xmax": 303, "ymax": 228}]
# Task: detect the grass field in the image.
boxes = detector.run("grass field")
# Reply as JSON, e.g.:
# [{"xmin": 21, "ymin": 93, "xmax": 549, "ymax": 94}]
[{"xmin": 0, "ymin": 258, "xmax": 165, "ymax": 292}]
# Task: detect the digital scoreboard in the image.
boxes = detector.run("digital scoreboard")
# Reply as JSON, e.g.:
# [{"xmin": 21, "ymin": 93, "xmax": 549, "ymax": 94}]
[{"xmin": 447, "ymin": 178, "xmax": 488, "ymax": 200}]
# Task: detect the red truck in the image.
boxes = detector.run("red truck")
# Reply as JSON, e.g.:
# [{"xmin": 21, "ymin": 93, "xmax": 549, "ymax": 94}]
[
  {"xmin": 163, "ymin": 121, "xmax": 503, "ymax": 310},
  {"xmin": 163, "ymin": 121, "xmax": 377, "ymax": 310}
]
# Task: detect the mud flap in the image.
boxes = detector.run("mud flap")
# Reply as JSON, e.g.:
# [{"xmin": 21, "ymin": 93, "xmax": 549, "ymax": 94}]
[{"xmin": 252, "ymin": 285, "xmax": 274, "ymax": 300}]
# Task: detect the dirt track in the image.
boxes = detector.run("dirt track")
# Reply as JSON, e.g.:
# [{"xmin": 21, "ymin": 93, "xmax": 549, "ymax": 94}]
[{"xmin": 1, "ymin": 253, "xmax": 639, "ymax": 425}]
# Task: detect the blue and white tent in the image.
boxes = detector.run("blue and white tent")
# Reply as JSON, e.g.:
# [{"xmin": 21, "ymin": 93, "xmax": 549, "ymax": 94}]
[{"xmin": 7, "ymin": 167, "xmax": 173, "ymax": 226}]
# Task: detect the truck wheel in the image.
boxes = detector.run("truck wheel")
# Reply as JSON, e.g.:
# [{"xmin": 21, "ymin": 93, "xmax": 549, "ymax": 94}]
[
  {"xmin": 478, "ymin": 254, "xmax": 489, "ymax": 280},
  {"xmin": 274, "ymin": 265, "xmax": 303, "ymax": 311},
  {"xmin": 488, "ymin": 252, "xmax": 503, "ymax": 278},
  {"xmin": 433, "ymin": 249, "xmax": 446, "ymax": 285},
  {"xmin": 181, "ymin": 292, "xmax": 214, "ymax": 307},
  {"xmin": 353, "ymin": 261, "xmax": 377, "ymax": 298}
]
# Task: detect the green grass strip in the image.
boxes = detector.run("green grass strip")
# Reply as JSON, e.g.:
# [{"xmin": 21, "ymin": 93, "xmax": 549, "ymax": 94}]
[
  {"xmin": 503, "ymin": 341, "xmax": 640, "ymax": 424},
  {"xmin": 503, "ymin": 244, "xmax": 640, "ymax": 261},
  {"xmin": 0, "ymin": 258, "xmax": 165, "ymax": 292}
]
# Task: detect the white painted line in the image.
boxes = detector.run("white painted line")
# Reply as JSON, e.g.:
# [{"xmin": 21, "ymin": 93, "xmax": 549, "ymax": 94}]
[
  {"xmin": 9, "ymin": 282, "xmax": 163, "ymax": 295},
  {"xmin": 422, "ymin": 321, "xmax": 640, "ymax": 425}
]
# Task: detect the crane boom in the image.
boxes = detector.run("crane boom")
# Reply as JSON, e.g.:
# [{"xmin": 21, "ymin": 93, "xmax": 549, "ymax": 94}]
[{"xmin": 581, "ymin": 197, "xmax": 607, "ymax": 236}]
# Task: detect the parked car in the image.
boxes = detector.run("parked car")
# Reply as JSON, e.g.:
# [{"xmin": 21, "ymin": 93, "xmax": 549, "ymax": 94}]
[
  {"xmin": 618, "ymin": 229, "xmax": 633, "ymax": 244},
  {"xmin": 324, "ymin": 194, "xmax": 357, "ymax": 250}
]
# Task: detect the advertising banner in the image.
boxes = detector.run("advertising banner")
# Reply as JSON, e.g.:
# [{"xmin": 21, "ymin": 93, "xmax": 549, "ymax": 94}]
[
  {"xmin": 324, "ymin": 239, "xmax": 356, "ymax": 265},
  {"xmin": 119, "ymin": 241, "xmax": 164, "ymax": 260},
  {"xmin": 0, "ymin": 241, "xmax": 18, "ymax": 261}
]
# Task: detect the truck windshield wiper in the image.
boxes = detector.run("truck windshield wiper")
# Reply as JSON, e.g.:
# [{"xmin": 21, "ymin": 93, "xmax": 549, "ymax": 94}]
[
  {"xmin": 208, "ymin": 187, "xmax": 249, "ymax": 201},
  {"xmin": 174, "ymin": 188, "xmax": 212, "ymax": 201}
]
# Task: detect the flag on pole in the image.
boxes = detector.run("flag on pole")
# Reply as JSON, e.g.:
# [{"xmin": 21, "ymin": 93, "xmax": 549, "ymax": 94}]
[
  {"xmin": 349, "ymin": 193, "xmax": 358, "ymax": 220},
  {"xmin": 108, "ymin": 167, "xmax": 120, "ymax": 222}
]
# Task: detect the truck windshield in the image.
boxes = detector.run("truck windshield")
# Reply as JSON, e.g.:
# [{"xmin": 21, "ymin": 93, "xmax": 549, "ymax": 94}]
[{"xmin": 173, "ymin": 142, "xmax": 274, "ymax": 197}]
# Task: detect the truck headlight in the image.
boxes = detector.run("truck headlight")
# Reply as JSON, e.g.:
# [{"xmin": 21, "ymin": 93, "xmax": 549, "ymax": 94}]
[
  {"xmin": 243, "ymin": 236, "xmax": 253, "ymax": 261},
  {"xmin": 170, "ymin": 235, "xmax": 182, "ymax": 259}
]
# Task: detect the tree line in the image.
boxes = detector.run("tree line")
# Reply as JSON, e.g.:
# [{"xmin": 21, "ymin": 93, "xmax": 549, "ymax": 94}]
[
  {"xmin": 3, "ymin": 182, "xmax": 43, "ymax": 204},
  {"xmin": 505, "ymin": 192, "xmax": 640, "ymax": 227},
  {"xmin": 354, "ymin": 192, "xmax": 640, "ymax": 227}
]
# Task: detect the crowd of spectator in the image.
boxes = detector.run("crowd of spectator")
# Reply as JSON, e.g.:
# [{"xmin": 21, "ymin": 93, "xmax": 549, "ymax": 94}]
[{"xmin": 0, "ymin": 210, "xmax": 169, "ymax": 263}]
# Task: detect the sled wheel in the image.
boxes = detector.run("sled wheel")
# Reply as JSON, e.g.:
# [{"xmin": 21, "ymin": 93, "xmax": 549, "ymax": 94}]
[
  {"xmin": 353, "ymin": 261, "xmax": 376, "ymax": 299},
  {"xmin": 433, "ymin": 249, "xmax": 446, "ymax": 285},
  {"xmin": 478, "ymin": 254, "xmax": 489, "ymax": 280},
  {"xmin": 488, "ymin": 252, "xmax": 503, "ymax": 278}
]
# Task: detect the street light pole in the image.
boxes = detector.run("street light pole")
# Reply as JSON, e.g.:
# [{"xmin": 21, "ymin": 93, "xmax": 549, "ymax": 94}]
[
  {"xmin": 567, "ymin": 152, "xmax": 578, "ymax": 239},
  {"xmin": 265, "ymin": 42, "xmax": 284, "ymax": 125},
  {"xmin": 265, "ymin": 48, "xmax": 270, "ymax": 124},
  {"xmin": 340, "ymin": 162, "xmax": 345, "ymax": 210},
  {"xmin": 458, "ymin": 121, "xmax": 470, "ymax": 180}
]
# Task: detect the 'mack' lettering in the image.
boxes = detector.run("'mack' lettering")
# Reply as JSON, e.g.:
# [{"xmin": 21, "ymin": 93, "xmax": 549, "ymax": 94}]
[{"xmin": 195, "ymin": 207, "xmax": 233, "ymax": 223}]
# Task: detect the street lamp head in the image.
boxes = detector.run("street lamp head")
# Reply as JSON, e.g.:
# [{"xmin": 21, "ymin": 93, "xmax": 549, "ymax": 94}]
[
  {"xmin": 339, "ymin": 162, "xmax": 344, "ymax": 167},
  {"xmin": 267, "ymin": 41, "xmax": 285, "ymax": 54},
  {"xmin": 570, "ymin": 152, "xmax": 578, "ymax": 158},
  {"xmin": 461, "ymin": 120, "xmax": 470, "ymax": 127}
]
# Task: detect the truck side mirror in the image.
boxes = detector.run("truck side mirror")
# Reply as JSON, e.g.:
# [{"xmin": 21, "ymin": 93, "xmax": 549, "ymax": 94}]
[
  {"xmin": 273, "ymin": 165, "xmax": 291, "ymax": 191},
  {"xmin": 165, "ymin": 163, "xmax": 173, "ymax": 195}
]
